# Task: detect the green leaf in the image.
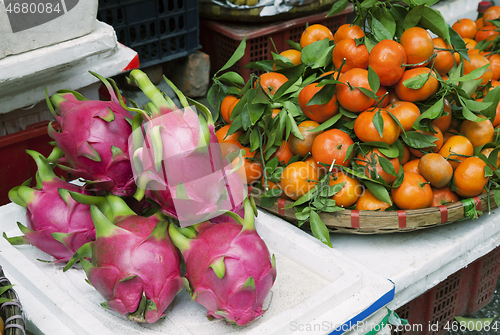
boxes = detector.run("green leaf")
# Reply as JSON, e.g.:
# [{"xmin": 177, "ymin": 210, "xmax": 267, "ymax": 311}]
[
  {"xmin": 311, "ymin": 45, "xmax": 334, "ymax": 69},
  {"xmin": 247, "ymin": 90, "xmax": 265, "ymax": 124},
  {"xmin": 401, "ymin": 131, "xmax": 437, "ymax": 149},
  {"xmin": 413, "ymin": 98, "xmax": 444, "ymax": 130},
  {"xmin": 327, "ymin": 0, "xmax": 348, "ymax": 17},
  {"xmin": 273, "ymin": 76, "xmax": 298, "ymax": 101},
  {"xmin": 461, "ymin": 98, "xmax": 491, "ymax": 112},
  {"xmin": 207, "ymin": 84, "xmax": 220, "ymax": 114},
  {"xmin": 357, "ymin": 87, "xmax": 378, "ymax": 100},
  {"xmin": 218, "ymin": 72, "xmax": 245, "ymax": 87},
  {"xmin": 301, "ymin": 39, "xmax": 330, "ymax": 66},
  {"xmin": 404, "ymin": 5, "xmax": 424, "ymax": 30},
  {"xmin": 249, "ymin": 128, "xmax": 260, "ymax": 152},
  {"xmin": 403, "ymin": 72, "xmax": 430, "ymax": 89},
  {"xmin": 461, "ymin": 103, "xmax": 485, "ymax": 123},
  {"xmin": 307, "ymin": 84, "xmax": 336, "ymax": 106},
  {"xmin": 419, "ymin": 7, "xmax": 450, "ymax": 43},
  {"xmin": 360, "ymin": 0, "xmax": 378, "ymax": 9},
  {"xmin": 378, "ymin": 156, "xmax": 397, "ymax": 176},
  {"xmin": 309, "ymin": 211, "xmax": 332, "ymax": 247},
  {"xmin": 367, "ymin": 66, "xmax": 380, "ymax": 94},
  {"xmin": 449, "ymin": 27, "xmax": 469, "ymax": 62},
  {"xmin": 457, "ymin": 64, "xmax": 489, "ymax": 82},
  {"xmin": 217, "ymin": 37, "xmax": 246, "ymax": 75},
  {"xmin": 482, "ymin": 85, "xmax": 500, "ymax": 120},
  {"xmin": 272, "ymin": 51, "xmax": 295, "ymax": 68},
  {"xmin": 365, "ymin": 180, "xmax": 392, "ymax": 205},
  {"xmin": 286, "ymin": 40, "xmax": 302, "ymax": 51},
  {"xmin": 310, "ymin": 113, "xmax": 342, "ymax": 132},
  {"xmin": 244, "ymin": 60, "xmax": 275, "ymax": 72},
  {"xmin": 260, "ymin": 196, "xmax": 278, "ymax": 208},
  {"xmin": 371, "ymin": 14, "xmax": 394, "ymax": 42},
  {"xmin": 373, "ymin": 111, "xmax": 385, "ymax": 138},
  {"xmin": 378, "ymin": 143, "xmax": 400, "ymax": 159}
]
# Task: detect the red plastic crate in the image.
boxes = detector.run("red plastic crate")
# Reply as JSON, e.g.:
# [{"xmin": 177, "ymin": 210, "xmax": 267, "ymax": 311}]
[
  {"xmin": 0, "ymin": 121, "xmax": 68, "ymax": 206},
  {"xmin": 392, "ymin": 246, "xmax": 500, "ymax": 335},
  {"xmin": 199, "ymin": 5, "xmax": 353, "ymax": 82}
]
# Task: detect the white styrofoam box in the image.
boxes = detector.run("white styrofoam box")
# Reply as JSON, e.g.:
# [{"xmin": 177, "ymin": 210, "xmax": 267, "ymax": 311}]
[
  {"xmin": 0, "ymin": 203, "xmax": 394, "ymax": 335},
  {"xmin": 0, "ymin": 82, "xmax": 99, "ymax": 136},
  {"xmin": 0, "ymin": 0, "xmax": 98, "ymax": 59},
  {"xmin": 431, "ymin": 0, "xmax": 481, "ymax": 24},
  {"xmin": 0, "ymin": 20, "xmax": 138, "ymax": 115},
  {"xmin": 329, "ymin": 207, "xmax": 500, "ymax": 311}
]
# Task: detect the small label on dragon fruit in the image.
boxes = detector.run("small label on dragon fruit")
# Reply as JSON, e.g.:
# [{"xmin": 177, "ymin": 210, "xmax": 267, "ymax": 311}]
[{"xmin": 3, "ymin": 0, "xmax": 79, "ymax": 33}]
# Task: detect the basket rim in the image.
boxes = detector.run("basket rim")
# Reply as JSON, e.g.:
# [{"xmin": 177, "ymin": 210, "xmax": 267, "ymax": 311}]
[{"xmin": 250, "ymin": 188, "xmax": 497, "ymax": 234}]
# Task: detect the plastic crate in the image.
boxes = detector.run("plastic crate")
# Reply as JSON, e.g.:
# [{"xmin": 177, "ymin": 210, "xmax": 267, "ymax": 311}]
[
  {"xmin": 199, "ymin": 6, "xmax": 353, "ymax": 82},
  {"xmin": 97, "ymin": 0, "xmax": 200, "ymax": 68},
  {"xmin": 0, "ymin": 121, "xmax": 69, "ymax": 206},
  {"xmin": 392, "ymin": 246, "xmax": 500, "ymax": 335}
]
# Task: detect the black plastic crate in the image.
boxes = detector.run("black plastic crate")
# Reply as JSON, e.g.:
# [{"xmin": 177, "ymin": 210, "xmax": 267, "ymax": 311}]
[{"xmin": 97, "ymin": 0, "xmax": 200, "ymax": 68}]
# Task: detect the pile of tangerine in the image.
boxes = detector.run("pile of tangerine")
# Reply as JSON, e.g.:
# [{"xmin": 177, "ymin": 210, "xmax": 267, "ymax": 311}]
[{"xmin": 216, "ymin": 7, "xmax": 500, "ymax": 212}]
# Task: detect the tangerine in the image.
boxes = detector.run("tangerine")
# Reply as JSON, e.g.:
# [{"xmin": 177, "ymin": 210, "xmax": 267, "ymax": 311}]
[
  {"xmin": 400, "ymin": 27, "xmax": 435, "ymax": 67},
  {"xmin": 431, "ymin": 186, "xmax": 460, "ymax": 207},
  {"xmin": 280, "ymin": 161, "xmax": 319, "ymax": 200},
  {"xmin": 336, "ymin": 68, "xmax": 377, "ymax": 113},
  {"xmin": 300, "ymin": 24, "xmax": 334, "ymax": 48},
  {"xmin": 216, "ymin": 125, "xmax": 243, "ymax": 143},
  {"xmin": 333, "ymin": 23, "xmax": 365, "ymax": 44},
  {"xmin": 454, "ymin": 156, "xmax": 489, "ymax": 198},
  {"xmin": 368, "ymin": 39, "xmax": 407, "ymax": 86},
  {"xmin": 452, "ymin": 18, "xmax": 478, "ymax": 39},
  {"xmin": 355, "ymin": 147, "xmax": 401, "ymax": 184},
  {"xmin": 289, "ymin": 120, "xmax": 322, "ymax": 157},
  {"xmin": 298, "ymin": 82, "xmax": 339, "ymax": 123},
  {"xmin": 311, "ymin": 128, "xmax": 354, "ymax": 168},
  {"xmin": 418, "ymin": 153, "xmax": 453, "ymax": 188},
  {"xmin": 460, "ymin": 115, "xmax": 495, "ymax": 148},
  {"xmin": 432, "ymin": 37, "xmax": 455, "ymax": 76},
  {"xmin": 329, "ymin": 172, "xmax": 363, "ymax": 208},
  {"xmin": 438, "ymin": 135, "xmax": 474, "ymax": 169},
  {"xmin": 385, "ymin": 100, "xmax": 421, "ymax": 134},
  {"xmin": 394, "ymin": 67, "xmax": 439, "ymax": 102},
  {"xmin": 332, "ymin": 38, "xmax": 369, "ymax": 73},
  {"xmin": 353, "ymin": 108, "xmax": 400, "ymax": 145},
  {"xmin": 391, "ymin": 172, "xmax": 433, "ymax": 209},
  {"xmin": 220, "ymin": 95, "xmax": 239, "ymax": 124},
  {"xmin": 356, "ymin": 189, "xmax": 392, "ymax": 211},
  {"xmin": 256, "ymin": 72, "xmax": 288, "ymax": 96}
]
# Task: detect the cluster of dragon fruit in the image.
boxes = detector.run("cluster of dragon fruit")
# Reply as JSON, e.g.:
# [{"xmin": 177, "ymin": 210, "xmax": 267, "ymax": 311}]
[{"xmin": 4, "ymin": 70, "xmax": 277, "ymax": 325}]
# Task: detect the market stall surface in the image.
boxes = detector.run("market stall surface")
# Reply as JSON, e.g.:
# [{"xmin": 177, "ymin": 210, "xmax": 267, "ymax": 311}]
[{"xmin": 117, "ymin": 76, "xmax": 500, "ymax": 335}]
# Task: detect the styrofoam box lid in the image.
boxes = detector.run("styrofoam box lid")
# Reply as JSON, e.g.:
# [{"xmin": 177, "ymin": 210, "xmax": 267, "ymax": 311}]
[
  {"xmin": 0, "ymin": 0, "xmax": 98, "ymax": 59},
  {"xmin": 0, "ymin": 203, "xmax": 394, "ymax": 335},
  {"xmin": 0, "ymin": 20, "xmax": 137, "ymax": 114}
]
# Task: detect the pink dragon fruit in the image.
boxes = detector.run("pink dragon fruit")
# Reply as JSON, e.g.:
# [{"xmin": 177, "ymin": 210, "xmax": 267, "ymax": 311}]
[
  {"xmin": 64, "ymin": 194, "xmax": 184, "ymax": 323},
  {"xmin": 46, "ymin": 72, "xmax": 135, "ymax": 196},
  {"xmin": 127, "ymin": 69, "xmax": 245, "ymax": 226},
  {"xmin": 5, "ymin": 150, "xmax": 95, "ymax": 262},
  {"xmin": 168, "ymin": 198, "xmax": 277, "ymax": 326}
]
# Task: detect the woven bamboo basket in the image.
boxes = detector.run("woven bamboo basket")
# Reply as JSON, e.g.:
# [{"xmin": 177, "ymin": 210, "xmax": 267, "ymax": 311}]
[
  {"xmin": 199, "ymin": 0, "xmax": 340, "ymax": 22},
  {"xmin": 0, "ymin": 267, "xmax": 26, "ymax": 335},
  {"xmin": 250, "ymin": 187, "xmax": 498, "ymax": 234}
]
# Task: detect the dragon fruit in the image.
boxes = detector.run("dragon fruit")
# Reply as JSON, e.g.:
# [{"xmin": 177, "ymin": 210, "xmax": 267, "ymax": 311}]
[
  {"xmin": 126, "ymin": 70, "xmax": 245, "ymax": 227},
  {"xmin": 168, "ymin": 198, "xmax": 277, "ymax": 325},
  {"xmin": 64, "ymin": 194, "xmax": 184, "ymax": 323},
  {"xmin": 5, "ymin": 150, "xmax": 95, "ymax": 262},
  {"xmin": 46, "ymin": 72, "xmax": 135, "ymax": 196}
]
